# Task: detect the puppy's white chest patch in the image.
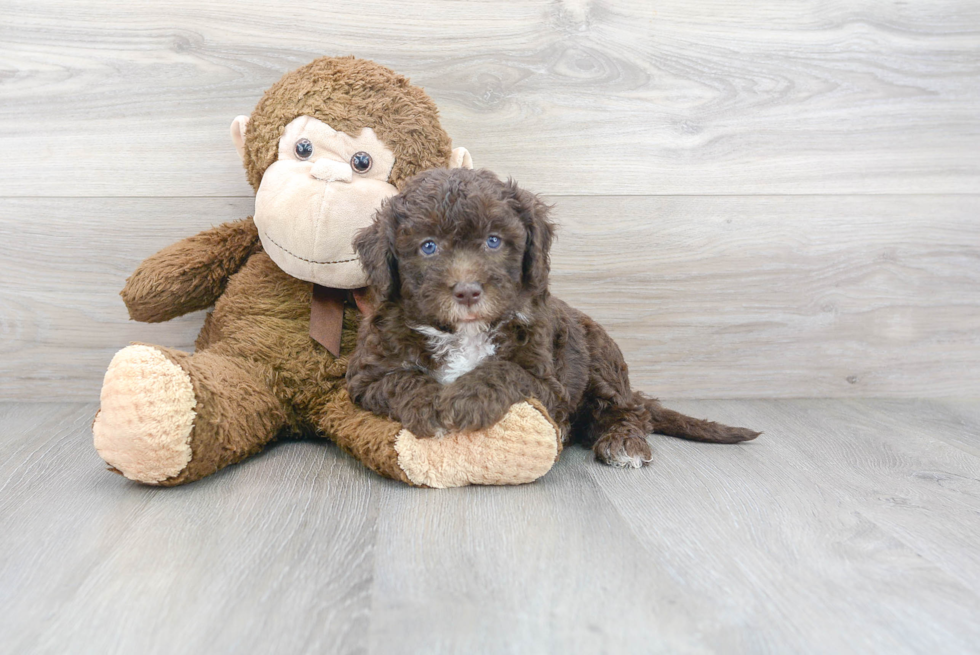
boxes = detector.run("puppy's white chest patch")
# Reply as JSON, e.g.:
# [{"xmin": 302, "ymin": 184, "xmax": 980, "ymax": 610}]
[{"xmin": 413, "ymin": 322, "xmax": 496, "ymax": 385}]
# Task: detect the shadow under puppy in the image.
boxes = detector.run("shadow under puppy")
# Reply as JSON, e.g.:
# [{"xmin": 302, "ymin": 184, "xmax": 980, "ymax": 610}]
[{"xmin": 347, "ymin": 168, "xmax": 759, "ymax": 467}]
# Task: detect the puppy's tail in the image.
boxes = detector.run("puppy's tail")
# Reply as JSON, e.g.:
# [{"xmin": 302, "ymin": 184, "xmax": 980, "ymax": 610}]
[{"xmin": 635, "ymin": 392, "xmax": 760, "ymax": 444}]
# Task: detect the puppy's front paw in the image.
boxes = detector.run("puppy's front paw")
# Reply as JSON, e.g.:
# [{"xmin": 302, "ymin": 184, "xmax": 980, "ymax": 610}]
[
  {"xmin": 386, "ymin": 385, "xmax": 446, "ymax": 438},
  {"xmin": 400, "ymin": 413, "xmax": 443, "ymax": 439},
  {"xmin": 438, "ymin": 383, "xmax": 513, "ymax": 433},
  {"xmin": 594, "ymin": 433, "xmax": 653, "ymax": 469}
]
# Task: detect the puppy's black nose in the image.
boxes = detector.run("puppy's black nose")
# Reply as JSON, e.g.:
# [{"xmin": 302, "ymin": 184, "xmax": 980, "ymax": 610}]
[{"xmin": 453, "ymin": 282, "xmax": 483, "ymax": 307}]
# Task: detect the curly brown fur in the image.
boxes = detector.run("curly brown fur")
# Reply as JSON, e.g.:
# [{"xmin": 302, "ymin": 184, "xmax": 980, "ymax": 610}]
[
  {"xmin": 117, "ymin": 59, "xmax": 456, "ymax": 484},
  {"xmin": 347, "ymin": 168, "xmax": 760, "ymax": 467},
  {"xmin": 243, "ymin": 56, "xmax": 453, "ymax": 192},
  {"xmin": 101, "ymin": 57, "xmax": 562, "ymax": 489}
]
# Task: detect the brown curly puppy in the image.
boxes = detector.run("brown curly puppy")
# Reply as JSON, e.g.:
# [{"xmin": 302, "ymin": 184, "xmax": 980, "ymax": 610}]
[{"xmin": 347, "ymin": 168, "xmax": 759, "ymax": 467}]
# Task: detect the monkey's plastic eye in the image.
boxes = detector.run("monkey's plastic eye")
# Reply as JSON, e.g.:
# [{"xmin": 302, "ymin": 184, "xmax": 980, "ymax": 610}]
[
  {"xmin": 351, "ymin": 151, "xmax": 373, "ymax": 173},
  {"xmin": 420, "ymin": 240, "xmax": 438, "ymax": 256},
  {"xmin": 295, "ymin": 139, "xmax": 314, "ymax": 160},
  {"xmin": 486, "ymin": 235, "xmax": 502, "ymax": 250}
]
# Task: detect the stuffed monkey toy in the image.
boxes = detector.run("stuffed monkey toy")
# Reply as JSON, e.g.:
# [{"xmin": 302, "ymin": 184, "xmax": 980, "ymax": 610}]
[{"xmin": 93, "ymin": 57, "xmax": 561, "ymax": 488}]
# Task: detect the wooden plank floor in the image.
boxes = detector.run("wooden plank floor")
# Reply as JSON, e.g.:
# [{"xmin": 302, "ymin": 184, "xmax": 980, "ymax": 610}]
[{"xmin": 2, "ymin": 400, "xmax": 979, "ymax": 654}]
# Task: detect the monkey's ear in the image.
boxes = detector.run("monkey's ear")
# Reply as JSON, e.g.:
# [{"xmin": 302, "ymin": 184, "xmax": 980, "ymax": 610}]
[
  {"xmin": 505, "ymin": 179, "xmax": 555, "ymax": 296},
  {"xmin": 354, "ymin": 202, "xmax": 400, "ymax": 301},
  {"xmin": 449, "ymin": 147, "xmax": 473, "ymax": 170},
  {"xmin": 230, "ymin": 115, "xmax": 249, "ymax": 162}
]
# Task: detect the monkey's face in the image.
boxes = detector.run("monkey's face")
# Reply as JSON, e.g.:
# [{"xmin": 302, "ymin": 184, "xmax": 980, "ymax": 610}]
[{"xmin": 249, "ymin": 116, "xmax": 399, "ymax": 288}]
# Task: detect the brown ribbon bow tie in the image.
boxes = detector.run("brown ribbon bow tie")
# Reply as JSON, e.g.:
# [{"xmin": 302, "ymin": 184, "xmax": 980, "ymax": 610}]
[{"xmin": 309, "ymin": 285, "xmax": 372, "ymax": 357}]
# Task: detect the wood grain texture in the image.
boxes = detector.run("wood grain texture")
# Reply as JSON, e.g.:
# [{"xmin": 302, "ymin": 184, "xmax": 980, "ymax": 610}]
[
  {"xmin": 2, "ymin": 195, "xmax": 977, "ymax": 400},
  {"xmin": 0, "ymin": 402, "xmax": 382, "ymax": 655},
  {"xmin": 549, "ymin": 194, "xmax": 980, "ymax": 398},
  {"xmin": 3, "ymin": 1, "xmax": 979, "ymax": 651},
  {"xmin": 590, "ymin": 398, "xmax": 980, "ymax": 653},
  {"xmin": 0, "ymin": 197, "xmax": 253, "ymax": 400},
  {"xmin": 367, "ymin": 453, "xmax": 732, "ymax": 653},
  {"xmin": 1, "ymin": 0, "xmax": 978, "ymax": 196},
  {"xmin": 2, "ymin": 399, "xmax": 979, "ymax": 653}
]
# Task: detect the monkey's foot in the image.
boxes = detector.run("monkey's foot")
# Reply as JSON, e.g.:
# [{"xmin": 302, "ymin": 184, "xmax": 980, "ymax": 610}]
[
  {"xmin": 393, "ymin": 400, "xmax": 560, "ymax": 488},
  {"xmin": 93, "ymin": 345, "xmax": 197, "ymax": 484}
]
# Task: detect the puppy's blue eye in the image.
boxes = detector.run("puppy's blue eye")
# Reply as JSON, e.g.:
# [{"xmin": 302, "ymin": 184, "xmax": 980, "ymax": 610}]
[
  {"xmin": 420, "ymin": 240, "xmax": 438, "ymax": 255},
  {"xmin": 486, "ymin": 235, "xmax": 502, "ymax": 249}
]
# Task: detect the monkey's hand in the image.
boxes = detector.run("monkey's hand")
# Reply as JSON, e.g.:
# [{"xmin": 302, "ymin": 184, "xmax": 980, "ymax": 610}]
[{"xmin": 121, "ymin": 217, "xmax": 261, "ymax": 322}]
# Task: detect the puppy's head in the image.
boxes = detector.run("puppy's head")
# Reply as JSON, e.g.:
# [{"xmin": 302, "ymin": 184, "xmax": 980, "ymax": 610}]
[{"xmin": 354, "ymin": 168, "xmax": 554, "ymax": 328}]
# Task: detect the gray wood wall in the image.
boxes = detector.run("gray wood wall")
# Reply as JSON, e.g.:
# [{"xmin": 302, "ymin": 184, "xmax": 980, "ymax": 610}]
[{"xmin": 2, "ymin": 0, "xmax": 978, "ymax": 400}]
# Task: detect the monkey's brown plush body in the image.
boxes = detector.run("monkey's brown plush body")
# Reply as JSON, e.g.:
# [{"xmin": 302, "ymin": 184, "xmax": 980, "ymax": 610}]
[{"xmin": 93, "ymin": 57, "xmax": 561, "ymax": 488}]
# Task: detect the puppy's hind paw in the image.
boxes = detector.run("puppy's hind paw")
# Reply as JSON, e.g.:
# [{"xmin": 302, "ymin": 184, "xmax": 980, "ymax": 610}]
[{"xmin": 594, "ymin": 434, "xmax": 653, "ymax": 469}]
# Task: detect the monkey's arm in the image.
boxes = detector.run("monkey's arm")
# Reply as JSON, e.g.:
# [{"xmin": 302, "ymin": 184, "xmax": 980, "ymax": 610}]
[{"xmin": 121, "ymin": 217, "xmax": 261, "ymax": 322}]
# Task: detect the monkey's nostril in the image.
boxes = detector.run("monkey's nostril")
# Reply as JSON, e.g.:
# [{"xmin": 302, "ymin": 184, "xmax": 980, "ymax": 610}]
[{"xmin": 452, "ymin": 282, "xmax": 482, "ymax": 307}]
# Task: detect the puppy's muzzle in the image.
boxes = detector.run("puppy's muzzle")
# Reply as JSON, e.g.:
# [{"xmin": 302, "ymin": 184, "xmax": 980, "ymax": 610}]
[{"xmin": 452, "ymin": 282, "xmax": 483, "ymax": 307}]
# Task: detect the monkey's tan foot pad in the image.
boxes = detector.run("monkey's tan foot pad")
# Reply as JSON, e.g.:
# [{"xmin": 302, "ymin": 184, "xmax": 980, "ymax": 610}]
[
  {"xmin": 394, "ymin": 400, "xmax": 560, "ymax": 488},
  {"xmin": 93, "ymin": 345, "xmax": 197, "ymax": 485}
]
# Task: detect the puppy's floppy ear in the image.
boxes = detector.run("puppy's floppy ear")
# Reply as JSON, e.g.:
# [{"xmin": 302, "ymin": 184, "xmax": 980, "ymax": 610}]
[
  {"xmin": 354, "ymin": 198, "xmax": 400, "ymax": 300},
  {"xmin": 505, "ymin": 178, "xmax": 555, "ymax": 296}
]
